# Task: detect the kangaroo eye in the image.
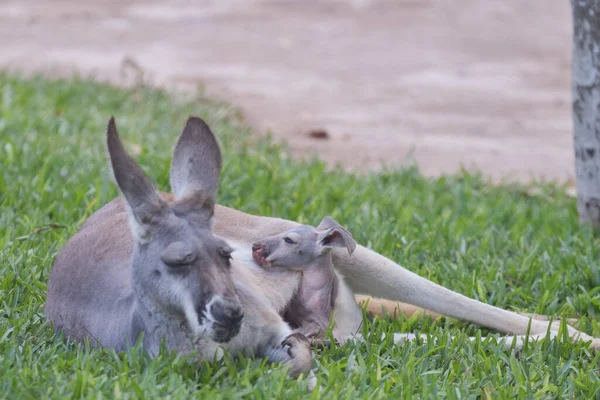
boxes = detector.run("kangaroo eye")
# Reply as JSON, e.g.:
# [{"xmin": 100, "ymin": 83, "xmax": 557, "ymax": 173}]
[
  {"xmin": 161, "ymin": 242, "xmax": 196, "ymax": 267},
  {"xmin": 284, "ymin": 237, "xmax": 294, "ymax": 245}
]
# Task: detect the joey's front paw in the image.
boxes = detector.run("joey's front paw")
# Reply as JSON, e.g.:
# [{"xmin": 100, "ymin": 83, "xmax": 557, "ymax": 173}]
[{"xmin": 281, "ymin": 333, "xmax": 312, "ymax": 378}]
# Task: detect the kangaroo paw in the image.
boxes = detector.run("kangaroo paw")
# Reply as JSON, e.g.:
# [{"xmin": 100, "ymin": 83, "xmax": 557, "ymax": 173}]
[
  {"xmin": 265, "ymin": 333, "xmax": 313, "ymax": 378},
  {"xmin": 281, "ymin": 333, "xmax": 313, "ymax": 378}
]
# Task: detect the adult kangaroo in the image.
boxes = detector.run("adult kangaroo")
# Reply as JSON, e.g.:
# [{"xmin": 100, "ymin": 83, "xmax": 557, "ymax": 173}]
[
  {"xmin": 49, "ymin": 116, "xmax": 599, "ymax": 360},
  {"xmin": 46, "ymin": 117, "xmax": 312, "ymax": 378}
]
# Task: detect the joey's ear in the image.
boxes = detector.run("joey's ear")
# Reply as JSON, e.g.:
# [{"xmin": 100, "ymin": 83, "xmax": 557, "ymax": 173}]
[
  {"xmin": 170, "ymin": 117, "xmax": 221, "ymax": 213},
  {"xmin": 106, "ymin": 117, "xmax": 166, "ymax": 241},
  {"xmin": 316, "ymin": 217, "xmax": 357, "ymax": 255},
  {"xmin": 317, "ymin": 216, "xmax": 339, "ymax": 231}
]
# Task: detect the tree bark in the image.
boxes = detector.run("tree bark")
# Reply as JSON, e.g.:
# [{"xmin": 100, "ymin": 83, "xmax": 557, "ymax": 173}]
[{"xmin": 572, "ymin": 0, "xmax": 600, "ymax": 226}]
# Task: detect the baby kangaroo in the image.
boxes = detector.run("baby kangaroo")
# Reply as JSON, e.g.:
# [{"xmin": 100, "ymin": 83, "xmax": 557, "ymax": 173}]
[{"xmin": 251, "ymin": 217, "xmax": 363, "ymax": 343}]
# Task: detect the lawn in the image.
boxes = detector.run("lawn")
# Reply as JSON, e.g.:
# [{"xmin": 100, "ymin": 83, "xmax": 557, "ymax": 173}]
[{"xmin": 1, "ymin": 73, "xmax": 600, "ymax": 399}]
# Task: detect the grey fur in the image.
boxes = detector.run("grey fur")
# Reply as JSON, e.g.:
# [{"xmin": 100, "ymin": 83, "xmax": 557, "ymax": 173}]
[
  {"xmin": 170, "ymin": 117, "xmax": 221, "ymax": 202},
  {"xmin": 46, "ymin": 117, "xmax": 312, "ymax": 379}
]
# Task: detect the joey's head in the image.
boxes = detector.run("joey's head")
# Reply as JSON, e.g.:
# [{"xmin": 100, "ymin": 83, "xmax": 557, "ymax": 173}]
[
  {"xmin": 107, "ymin": 117, "xmax": 243, "ymax": 344},
  {"xmin": 251, "ymin": 217, "xmax": 357, "ymax": 271}
]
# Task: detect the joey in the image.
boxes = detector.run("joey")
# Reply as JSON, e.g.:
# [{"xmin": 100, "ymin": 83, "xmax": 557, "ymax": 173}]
[{"xmin": 252, "ymin": 217, "xmax": 362, "ymax": 342}]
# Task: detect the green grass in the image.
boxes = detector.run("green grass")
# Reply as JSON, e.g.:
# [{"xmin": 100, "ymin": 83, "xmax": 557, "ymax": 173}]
[{"xmin": 1, "ymin": 72, "xmax": 600, "ymax": 399}]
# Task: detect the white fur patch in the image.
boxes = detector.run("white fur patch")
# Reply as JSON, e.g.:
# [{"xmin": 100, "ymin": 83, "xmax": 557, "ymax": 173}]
[
  {"xmin": 182, "ymin": 293, "xmax": 207, "ymax": 337},
  {"xmin": 231, "ymin": 247, "xmax": 256, "ymax": 266},
  {"xmin": 125, "ymin": 205, "xmax": 152, "ymax": 244},
  {"xmin": 180, "ymin": 290, "xmax": 221, "ymax": 338}
]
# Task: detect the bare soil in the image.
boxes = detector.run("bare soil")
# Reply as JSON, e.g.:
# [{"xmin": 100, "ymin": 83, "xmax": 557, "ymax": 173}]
[{"xmin": 0, "ymin": 0, "xmax": 575, "ymax": 182}]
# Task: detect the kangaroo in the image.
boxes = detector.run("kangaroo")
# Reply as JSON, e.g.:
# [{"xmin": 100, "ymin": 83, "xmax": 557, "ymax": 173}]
[
  {"xmin": 61, "ymin": 117, "xmax": 600, "ymax": 356},
  {"xmin": 250, "ymin": 216, "xmax": 362, "ymax": 343},
  {"xmin": 46, "ymin": 117, "xmax": 312, "ymax": 379}
]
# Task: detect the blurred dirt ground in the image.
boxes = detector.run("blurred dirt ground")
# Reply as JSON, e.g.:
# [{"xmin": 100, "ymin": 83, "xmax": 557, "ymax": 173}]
[{"xmin": 0, "ymin": 0, "xmax": 575, "ymax": 183}]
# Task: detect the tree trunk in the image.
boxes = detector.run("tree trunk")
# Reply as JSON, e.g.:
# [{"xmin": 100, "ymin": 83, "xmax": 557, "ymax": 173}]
[{"xmin": 572, "ymin": 0, "xmax": 600, "ymax": 226}]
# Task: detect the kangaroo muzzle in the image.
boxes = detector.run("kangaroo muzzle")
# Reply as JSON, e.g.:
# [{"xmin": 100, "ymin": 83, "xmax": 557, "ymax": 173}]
[
  {"xmin": 209, "ymin": 298, "xmax": 244, "ymax": 343},
  {"xmin": 252, "ymin": 243, "xmax": 271, "ymax": 267}
]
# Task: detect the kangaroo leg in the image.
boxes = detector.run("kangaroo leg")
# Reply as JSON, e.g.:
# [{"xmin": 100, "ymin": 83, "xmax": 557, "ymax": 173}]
[
  {"xmin": 331, "ymin": 245, "xmax": 592, "ymax": 341},
  {"xmin": 356, "ymin": 296, "xmax": 579, "ymax": 327}
]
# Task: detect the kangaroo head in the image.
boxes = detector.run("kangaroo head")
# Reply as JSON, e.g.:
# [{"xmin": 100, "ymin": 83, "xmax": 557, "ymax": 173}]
[
  {"xmin": 251, "ymin": 216, "xmax": 357, "ymax": 270},
  {"xmin": 107, "ymin": 117, "xmax": 243, "ymax": 344}
]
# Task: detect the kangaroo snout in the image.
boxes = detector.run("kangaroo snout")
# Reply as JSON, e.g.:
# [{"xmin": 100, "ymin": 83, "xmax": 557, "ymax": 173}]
[
  {"xmin": 209, "ymin": 298, "xmax": 244, "ymax": 343},
  {"xmin": 252, "ymin": 243, "xmax": 271, "ymax": 267}
]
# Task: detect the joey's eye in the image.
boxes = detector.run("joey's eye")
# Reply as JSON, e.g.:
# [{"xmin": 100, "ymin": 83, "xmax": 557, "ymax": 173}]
[
  {"xmin": 284, "ymin": 237, "xmax": 294, "ymax": 245},
  {"xmin": 161, "ymin": 242, "xmax": 196, "ymax": 267}
]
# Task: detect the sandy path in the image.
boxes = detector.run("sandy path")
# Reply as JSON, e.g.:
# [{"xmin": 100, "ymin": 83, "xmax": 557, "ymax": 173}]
[{"xmin": 0, "ymin": 0, "xmax": 574, "ymax": 182}]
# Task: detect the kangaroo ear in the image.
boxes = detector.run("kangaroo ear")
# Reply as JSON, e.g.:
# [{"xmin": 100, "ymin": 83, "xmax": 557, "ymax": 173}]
[
  {"xmin": 170, "ymin": 117, "xmax": 221, "ymax": 217},
  {"xmin": 316, "ymin": 217, "xmax": 357, "ymax": 255},
  {"xmin": 106, "ymin": 117, "xmax": 166, "ymax": 242}
]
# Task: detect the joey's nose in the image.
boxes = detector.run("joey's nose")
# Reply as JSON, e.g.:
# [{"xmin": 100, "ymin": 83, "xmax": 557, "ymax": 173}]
[
  {"xmin": 252, "ymin": 243, "xmax": 270, "ymax": 266},
  {"xmin": 210, "ymin": 300, "xmax": 244, "ymax": 343}
]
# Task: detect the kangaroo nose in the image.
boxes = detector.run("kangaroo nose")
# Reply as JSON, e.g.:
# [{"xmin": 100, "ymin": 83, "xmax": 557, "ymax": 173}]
[
  {"xmin": 210, "ymin": 299, "xmax": 244, "ymax": 343},
  {"xmin": 252, "ymin": 243, "xmax": 270, "ymax": 265}
]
